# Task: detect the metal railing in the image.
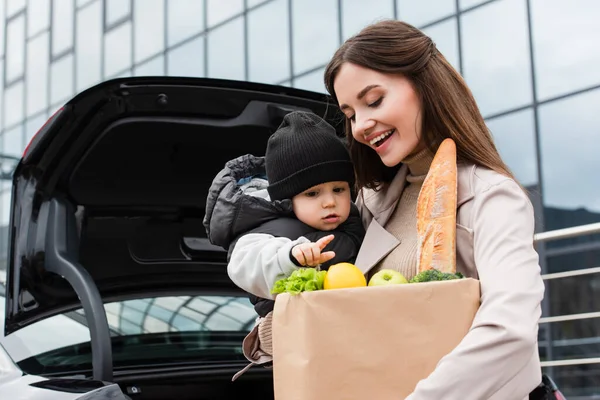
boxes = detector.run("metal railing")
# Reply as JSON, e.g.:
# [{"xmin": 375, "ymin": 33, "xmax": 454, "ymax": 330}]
[{"xmin": 533, "ymin": 222, "xmax": 600, "ymax": 369}]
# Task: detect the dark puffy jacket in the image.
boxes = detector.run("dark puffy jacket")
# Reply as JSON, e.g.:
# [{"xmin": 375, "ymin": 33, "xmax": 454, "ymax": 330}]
[{"xmin": 203, "ymin": 154, "xmax": 365, "ymax": 317}]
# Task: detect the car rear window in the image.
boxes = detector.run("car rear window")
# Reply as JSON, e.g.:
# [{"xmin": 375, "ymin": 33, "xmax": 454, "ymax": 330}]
[{"xmin": 10, "ymin": 294, "xmax": 257, "ymax": 376}]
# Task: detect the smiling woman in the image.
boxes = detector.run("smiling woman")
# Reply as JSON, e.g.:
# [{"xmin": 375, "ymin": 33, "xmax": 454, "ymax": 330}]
[{"xmin": 323, "ymin": 19, "xmax": 549, "ymax": 400}]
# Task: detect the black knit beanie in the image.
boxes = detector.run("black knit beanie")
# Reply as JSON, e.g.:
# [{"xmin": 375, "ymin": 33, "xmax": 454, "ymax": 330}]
[{"xmin": 265, "ymin": 111, "xmax": 355, "ymax": 201}]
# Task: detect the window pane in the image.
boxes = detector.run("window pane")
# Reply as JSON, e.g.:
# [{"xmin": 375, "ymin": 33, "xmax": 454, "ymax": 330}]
[
  {"xmin": 28, "ymin": 0, "xmax": 51, "ymax": 37},
  {"xmin": 486, "ymin": 109, "xmax": 538, "ymax": 187},
  {"xmin": 6, "ymin": 15, "xmax": 26, "ymax": 82},
  {"xmin": 134, "ymin": 55, "xmax": 165, "ymax": 76},
  {"xmin": 134, "ymin": 0, "xmax": 165, "ymax": 63},
  {"xmin": 0, "ymin": 61, "xmax": 4, "ymax": 127},
  {"xmin": 1, "ymin": 124, "xmax": 24, "ymax": 158},
  {"xmin": 26, "ymin": 33, "xmax": 49, "ymax": 116},
  {"xmin": 76, "ymin": 0, "xmax": 102, "ymax": 91},
  {"xmin": 77, "ymin": 0, "xmax": 95, "ymax": 7},
  {"xmin": 397, "ymin": 0, "xmax": 455, "ymax": 27},
  {"xmin": 293, "ymin": 68, "xmax": 326, "ymax": 94},
  {"xmin": 539, "ymin": 89, "xmax": 600, "ymax": 228},
  {"xmin": 106, "ymin": 0, "xmax": 131, "ymax": 25},
  {"xmin": 26, "ymin": 113, "xmax": 49, "ymax": 143},
  {"xmin": 248, "ymin": 0, "xmax": 289, "ymax": 84},
  {"xmin": 292, "ymin": 0, "xmax": 338, "ymax": 75},
  {"xmin": 247, "ymin": 0, "xmax": 268, "ymax": 7},
  {"xmin": 461, "ymin": 0, "xmax": 532, "ymax": 116},
  {"xmin": 6, "ymin": 0, "xmax": 25, "ymax": 17},
  {"xmin": 104, "ymin": 22, "xmax": 132, "ymax": 77},
  {"xmin": 4, "ymin": 82, "xmax": 24, "ymax": 127},
  {"xmin": 422, "ymin": 18, "xmax": 459, "ymax": 72},
  {"xmin": 0, "ymin": 190, "xmax": 12, "ymax": 225},
  {"xmin": 0, "ymin": 2, "xmax": 5, "ymax": 57},
  {"xmin": 50, "ymin": 55, "xmax": 74, "ymax": 105},
  {"xmin": 342, "ymin": 0, "xmax": 394, "ymax": 40},
  {"xmin": 207, "ymin": 18, "xmax": 244, "ymax": 80},
  {"xmin": 207, "ymin": 0, "xmax": 243, "ymax": 27},
  {"xmin": 167, "ymin": 36, "xmax": 204, "ymax": 77},
  {"xmin": 167, "ymin": 0, "xmax": 204, "ymax": 46},
  {"xmin": 531, "ymin": 0, "xmax": 600, "ymax": 100},
  {"xmin": 459, "ymin": 0, "xmax": 487, "ymax": 9},
  {"xmin": 52, "ymin": 0, "xmax": 74, "ymax": 55}
]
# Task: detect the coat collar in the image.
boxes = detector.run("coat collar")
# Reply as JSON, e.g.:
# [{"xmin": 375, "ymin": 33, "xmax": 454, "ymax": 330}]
[{"xmin": 360, "ymin": 163, "xmax": 477, "ymax": 228}]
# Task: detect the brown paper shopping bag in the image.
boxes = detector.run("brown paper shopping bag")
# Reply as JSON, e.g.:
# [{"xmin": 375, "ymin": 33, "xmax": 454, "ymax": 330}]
[{"xmin": 272, "ymin": 278, "xmax": 480, "ymax": 400}]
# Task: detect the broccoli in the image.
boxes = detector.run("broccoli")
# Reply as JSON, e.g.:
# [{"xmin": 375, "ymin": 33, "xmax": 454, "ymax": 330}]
[{"xmin": 410, "ymin": 269, "xmax": 464, "ymax": 283}]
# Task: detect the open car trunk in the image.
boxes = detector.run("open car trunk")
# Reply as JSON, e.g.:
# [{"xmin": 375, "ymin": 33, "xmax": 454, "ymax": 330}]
[{"xmin": 4, "ymin": 77, "xmax": 342, "ymax": 398}]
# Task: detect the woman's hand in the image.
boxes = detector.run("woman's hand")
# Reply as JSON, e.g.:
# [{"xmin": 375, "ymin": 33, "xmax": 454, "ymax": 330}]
[{"xmin": 291, "ymin": 235, "xmax": 336, "ymax": 267}]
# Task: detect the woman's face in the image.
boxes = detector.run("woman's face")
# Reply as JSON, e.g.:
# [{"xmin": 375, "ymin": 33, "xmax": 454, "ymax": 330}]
[{"xmin": 333, "ymin": 63, "xmax": 423, "ymax": 167}]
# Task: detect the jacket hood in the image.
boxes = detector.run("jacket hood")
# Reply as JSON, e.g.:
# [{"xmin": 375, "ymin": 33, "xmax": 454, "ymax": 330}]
[{"xmin": 203, "ymin": 154, "xmax": 294, "ymax": 250}]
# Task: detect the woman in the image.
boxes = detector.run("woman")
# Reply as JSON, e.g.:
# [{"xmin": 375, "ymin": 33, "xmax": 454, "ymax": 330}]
[{"xmin": 324, "ymin": 20, "xmax": 546, "ymax": 400}]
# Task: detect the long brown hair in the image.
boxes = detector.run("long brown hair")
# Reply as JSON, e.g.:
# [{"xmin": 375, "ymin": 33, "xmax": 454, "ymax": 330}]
[{"xmin": 324, "ymin": 19, "xmax": 517, "ymax": 190}]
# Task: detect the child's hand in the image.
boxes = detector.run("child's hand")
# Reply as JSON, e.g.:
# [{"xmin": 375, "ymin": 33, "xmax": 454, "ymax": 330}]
[{"xmin": 291, "ymin": 235, "xmax": 336, "ymax": 267}]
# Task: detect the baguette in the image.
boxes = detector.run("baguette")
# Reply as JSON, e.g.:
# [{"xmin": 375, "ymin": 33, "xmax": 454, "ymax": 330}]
[{"xmin": 416, "ymin": 138, "xmax": 458, "ymax": 274}]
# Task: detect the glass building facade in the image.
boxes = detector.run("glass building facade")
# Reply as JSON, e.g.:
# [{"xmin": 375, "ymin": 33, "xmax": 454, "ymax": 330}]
[{"xmin": 0, "ymin": 0, "xmax": 598, "ymax": 397}]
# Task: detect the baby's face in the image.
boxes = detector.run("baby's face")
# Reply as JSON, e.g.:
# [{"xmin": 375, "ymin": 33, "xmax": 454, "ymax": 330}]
[{"xmin": 292, "ymin": 181, "xmax": 351, "ymax": 231}]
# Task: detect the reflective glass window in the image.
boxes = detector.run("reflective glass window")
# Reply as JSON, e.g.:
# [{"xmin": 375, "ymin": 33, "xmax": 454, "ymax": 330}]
[
  {"xmin": 539, "ymin": 89, "xmax": 600, "ymax": 228},
  {"xmin": 4, "ymin": 82, "xmax": 24, "ymax": 127},
  {"xmin": 248, "ymin": 0, "xmax": 289, "ymax": 84},
  {"xmin": 133, "ymin": 0, "xmax": 165, "ymax": 63},
  {"xmin": 293, "ymin": 68, "xmax": 326, "ymax": 94},
  {"xmin": 531, "ymin": 0, "xmax": 600, "ymax": 100},
  {"xmin": 6, "ymin": 14, "xmax": 26, "ymax": 82},
  {"xmin": 26, "ymin": 32, "xmax": 49, "ymax": 116},
  {"xmin": 0, "ymin": 2, "xmax": 5, "ymax": 56},
  {"xmin": 341, "ymin": 0, "xmax": 394, "ymax": 40},
  {"xmin": 25, "ymin": 113, "xmax": 49, "ymax": 144},
  {"xmin": 167, "ymin": 0, "xmax": 204, "ymax": 46},
  {"xmin": 422, "ymin": 18, "xmax": 460, "ymax": 72},
  {"xmin": 106, "ymin": 0, "xmax": 131, "ymax": 26},
  {"xmin": 134, "ymin": 55, "xmax": 165, "ymax": 76},
  {"xmin": 104, "ymin": 22, "xmax": 132, "ymax": 78},
  {"xmin": 52, "ymin": 0, "xmax": 74, "ymax": 55},
  {"xmin": 167, "ymin": 36, "xmax": 204, "ymax": 77},
  {"xmin": 27, "ymin": 0, "xmax": 50, "ymax": 37},
  {"xmin": 397, "ymin": 0, "xmax": 455, "ymax": 27},
  {"xmin": 207, "ymin": 0, "xmax": 243, "ymax": 27},
  {"xmin": 207, "ymin": 18, "xmax": 244, "ymax": 80},
  {"xmin": 486, "ymin": 109, "xmax": 538, "ymax": 187},
  {"xmin": 6, "ymin": 0, "xmax": 25, "ymax": 17},
  {"xmin": 461, "ymin": 0, "xmax": 532, "ymax": 116},
  {"xmin": 76, "ymin": 0, "xmax": 102, "ymax": 91},
  {"xmin": 1, "ymin": 124, "xmax": 24, "ymax": 158},
  {"xmin": 292, "ymin": 0, "xmax": 338, "ymax": 75},
  {"xmin": 50, "ymin": 54, "xmax": 74, "ymax": 105},
  {"xmin": 459, "ymin": 0, "xmax": 488, "ymax": 9}
]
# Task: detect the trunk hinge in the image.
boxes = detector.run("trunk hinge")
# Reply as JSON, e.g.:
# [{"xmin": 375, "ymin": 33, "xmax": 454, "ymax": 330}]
[{"xmin": 45, "ymin": 198, "xmax": 113, "ymax": 382}]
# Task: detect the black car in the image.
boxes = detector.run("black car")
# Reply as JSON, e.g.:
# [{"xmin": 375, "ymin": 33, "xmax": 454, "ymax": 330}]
[
  {"xmin": 1, "ymin": 77, "xmax": 342, "ymax": 399},
  {"xmin": 0, "ymin": 77, "xmax": 564, "ymax": 399}
]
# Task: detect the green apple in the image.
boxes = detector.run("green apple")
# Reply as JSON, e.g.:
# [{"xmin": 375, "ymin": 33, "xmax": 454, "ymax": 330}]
[{"xmin": 368, "ymin": 269, "xmax": 408, "ymax": 286}]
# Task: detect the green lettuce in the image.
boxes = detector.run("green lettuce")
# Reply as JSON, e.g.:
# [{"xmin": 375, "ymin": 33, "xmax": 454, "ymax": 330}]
[{"xmin": 272, "ymin": 268, "xmax": 327, "ymax": 295}]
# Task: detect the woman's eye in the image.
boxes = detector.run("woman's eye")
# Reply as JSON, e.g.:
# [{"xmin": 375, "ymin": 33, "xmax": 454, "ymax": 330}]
[
  {"xmin": 305, "ymin": 191, "xmax": 317, "ymax": 197},
  {"xmin": 333, "ymin": 187, "xmax": 346, "ymax": 193},
  {"xmin": 368, "ymin": 97, "xmax": 383, "ymax": 107}
]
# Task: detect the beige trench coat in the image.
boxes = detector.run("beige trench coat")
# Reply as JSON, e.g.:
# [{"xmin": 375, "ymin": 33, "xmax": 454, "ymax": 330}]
[{"xmin": 354, "ymin": 163, "xmax": 545, "ymax": 400}]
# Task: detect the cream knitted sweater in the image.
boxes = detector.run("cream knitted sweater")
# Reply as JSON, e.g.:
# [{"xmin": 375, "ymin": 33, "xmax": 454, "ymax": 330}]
[{"xmin": 370, "ymin": 147, "xmax": 434, "ymax": 280}]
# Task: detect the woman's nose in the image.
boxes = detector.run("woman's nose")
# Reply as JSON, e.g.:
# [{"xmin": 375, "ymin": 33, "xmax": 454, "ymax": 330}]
[{"xmin": 353, "ymin": 115, "xmax": 375, "ymax": 139}]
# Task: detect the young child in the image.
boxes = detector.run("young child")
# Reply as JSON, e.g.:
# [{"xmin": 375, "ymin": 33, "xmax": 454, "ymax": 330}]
[{"xmin": 203, "ymin": 111, "xmax": 365, "ymax": 377}]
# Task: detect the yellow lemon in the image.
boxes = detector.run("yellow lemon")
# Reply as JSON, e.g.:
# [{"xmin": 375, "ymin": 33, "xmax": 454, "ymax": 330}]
[{"xmin": 323, "ymin": 263, "xmax": 367, "ymax": 290}]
